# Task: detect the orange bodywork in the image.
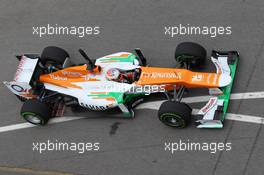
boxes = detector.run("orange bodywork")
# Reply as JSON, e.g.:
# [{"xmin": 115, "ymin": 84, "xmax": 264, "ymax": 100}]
[
  {"xmin": 39, "ymin": 65, "xmax": 222, "ymax": 90},
  {"xmin": 39, "ymin": 65, "xmax": 99, "ymax": 89},
  {"xmin": 136, "ymin": 67, "xmax": 221, "ymax": 88}
]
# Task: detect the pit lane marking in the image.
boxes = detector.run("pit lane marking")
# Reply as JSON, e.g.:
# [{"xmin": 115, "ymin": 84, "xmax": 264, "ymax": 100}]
[{"xmin": 0, "ymin": 91, "xmax": 264, "ymax": 133}]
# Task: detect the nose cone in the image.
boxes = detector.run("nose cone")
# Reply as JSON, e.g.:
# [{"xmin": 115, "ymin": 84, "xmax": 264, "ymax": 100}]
[{"xmin": 218, "ymin": 74, "xmax": 232, "ymax": 87}]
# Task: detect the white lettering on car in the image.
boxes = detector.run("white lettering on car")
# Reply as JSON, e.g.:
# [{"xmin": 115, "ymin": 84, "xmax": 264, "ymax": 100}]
[
  {"xmin": 14, "ymin": 56, "xmax": 26, "ymax": 81},
  {"xmin": 61, "ymin": 71, "xmax": 82, "ymax": 76},
  {"xmin": 142, "ymin": 72, "xmax": 181, "ymax": 79},
  {"xmin": 202, "ymin": 98, "xmax": 216, "ymax": 113},
  {"xmin": 87, "ymin": 105, "xmax": 107, "ymax": 110},
  {"xmin": 192, "ymin": 74, "xmax": 204, "ymax": 82},
  {"xmin": 50, "ymin": 74, "xmax": 67, "ymax": 81}
]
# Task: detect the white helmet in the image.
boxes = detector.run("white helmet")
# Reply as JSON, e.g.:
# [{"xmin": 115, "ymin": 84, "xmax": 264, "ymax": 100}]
[{"xmin": 106, "ymin": 68, "xmax": 120, "ymax": 81}]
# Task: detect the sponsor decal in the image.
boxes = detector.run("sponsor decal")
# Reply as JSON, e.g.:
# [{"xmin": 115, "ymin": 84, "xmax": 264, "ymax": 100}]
[
  {"xmin": 11, "ymin": 84, "xmax": 25, "ymax": 92},
  {"xmin": 86, "ymin": 104, "xmax": 108, "ymax": 110},
  {"xmin": 82, "ymin": 74, "xmax": 97, "ymax": 81},
  {"xmin": 202, "ymin": 98, "xmax": 216, "ymax": 113},
  {"xmin": 192, "ymin": 74, "xmax": 204, "ymax": 82},
  {"xmin": 50, "ymin": 74, "xmax": 67, "ymax": 81},
  {"xmin": 14, "ymin": 56, "xmax": 26, "ymax": 81},
  {"xmin": 61, "ymin": 71, "xmax": 82, "ymax": 76},
  {"xmin": 142, "ymin": 72, "xmax": 181, "ymax": 79}
]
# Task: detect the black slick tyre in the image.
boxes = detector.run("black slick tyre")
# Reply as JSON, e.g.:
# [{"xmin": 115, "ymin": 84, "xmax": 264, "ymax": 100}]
[
  {"xmin": 40, "ymin": 46, "xmax": 69, "ymax": 66},
  {"xmin": 20, "ymin": 99, "xmax": 51, "ymax": 125},
  {"xmin": 175, "ymin": 42, "xmax": 206, "ymax": 67},
  {"xmin": 158, "ymin": 101, "xmax": 192, "ymax": 128}
]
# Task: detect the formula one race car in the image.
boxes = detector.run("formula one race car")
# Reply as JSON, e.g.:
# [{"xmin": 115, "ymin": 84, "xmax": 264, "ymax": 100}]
[{"xmin": 3, "ymin": 42, "xmax": 238, "ymax": 128}]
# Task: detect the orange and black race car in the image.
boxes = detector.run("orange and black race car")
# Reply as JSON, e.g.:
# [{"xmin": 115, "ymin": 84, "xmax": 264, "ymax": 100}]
[{"xmin": 3, "ymin": 42, "xmax": 238, "ymax": 128}]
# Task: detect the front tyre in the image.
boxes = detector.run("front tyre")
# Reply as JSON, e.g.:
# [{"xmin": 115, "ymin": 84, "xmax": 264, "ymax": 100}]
[
  {"xmin": 175, "ymin": 42, "xmax": 206, "ymax": 67},
  {"xmin": 21, "ymin": 99, "xmax": 51, "ymax": 125},
  {"xmin": 158, "ymin": 101, "xmax": 192, "ymax": 128}
]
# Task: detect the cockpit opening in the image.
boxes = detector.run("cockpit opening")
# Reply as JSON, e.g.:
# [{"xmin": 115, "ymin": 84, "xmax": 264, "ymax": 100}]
[{"xmin": 105, "ymin": 68, "xmax": 141, "ymax": 84}]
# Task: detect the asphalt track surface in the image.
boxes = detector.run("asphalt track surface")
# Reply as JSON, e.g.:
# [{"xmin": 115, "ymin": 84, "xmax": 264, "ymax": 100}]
[{"xmin": 0, "ymin": 0, "xmax": 264, "ymax": 175}]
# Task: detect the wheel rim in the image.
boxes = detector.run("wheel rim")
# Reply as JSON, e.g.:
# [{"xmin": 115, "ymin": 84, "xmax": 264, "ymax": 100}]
[
  {"xmin": 22, "ymin": 112, "xmax": 42, "ymax": 124},
  {"xmin": 161, "ymin": 113, "xmax": 185, "ymax": 128},
  {"xmin": 169, "ymin": 117, "xmax": 178, "ymax": 124}
]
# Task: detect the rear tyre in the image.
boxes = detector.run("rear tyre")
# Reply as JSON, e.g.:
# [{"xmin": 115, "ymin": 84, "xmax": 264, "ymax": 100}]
[
  {"xmin": 40, "ymin": 46, "xmax": 69, "ymax": 66},
  {"xmin": 21, "ymin": 99, "xmax": 51, "ymax": 125},
  {"xmin": 175, "ymin": 42, "xmax": 206, "ymax": 67},
  {"xmin": 158, "ymin": 101, "xmax": 192, "ymax": 128}
]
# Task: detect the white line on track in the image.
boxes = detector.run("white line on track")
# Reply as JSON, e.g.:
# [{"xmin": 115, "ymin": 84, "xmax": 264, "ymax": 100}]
[
  {"xmin": 0, "ymin": 117, "xmax": 85, "ymax": 133},
  {"xmin": 136, "ymin": 91, "xmax": 264, "ymax": 109},
  {"xmin": 0, "ymin": 91, "xmax": 264, "ymax": 133}
]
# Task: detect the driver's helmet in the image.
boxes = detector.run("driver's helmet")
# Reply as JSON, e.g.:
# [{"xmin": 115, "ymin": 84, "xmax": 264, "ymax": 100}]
[{"xmin": 106, "ymin": 68, "xmax": 121, "ymax": 81}]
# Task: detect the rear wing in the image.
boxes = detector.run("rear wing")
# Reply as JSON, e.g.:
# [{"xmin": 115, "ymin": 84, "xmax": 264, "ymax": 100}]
[
  {"xmin": 3, "ymin": 55, "xmax": 39, "ymax": 99},
  {"xmin": 196, "ymin": 51, "xmax": 239, "ymax": 128}
]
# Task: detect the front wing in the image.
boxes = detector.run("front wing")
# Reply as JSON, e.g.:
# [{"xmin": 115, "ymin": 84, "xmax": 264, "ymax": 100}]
[{"xmin": 196, "ymin": 51, "xmax": 239, "ymax": 128}]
